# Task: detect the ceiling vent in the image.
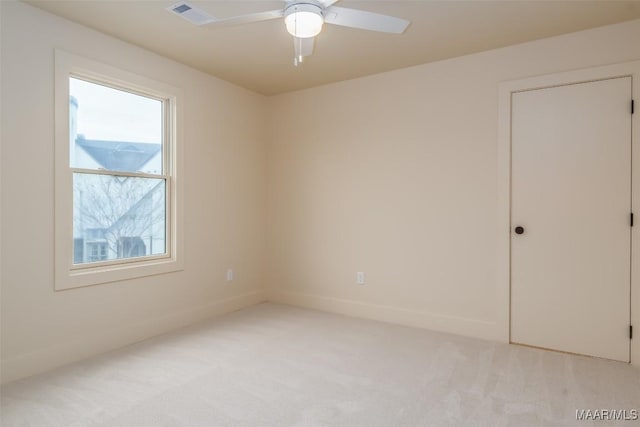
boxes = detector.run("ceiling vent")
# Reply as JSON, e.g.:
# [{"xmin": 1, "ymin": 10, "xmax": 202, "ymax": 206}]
[{"xmin": 167, "ymin": 2, "xmax": 213, "ymax": 26}]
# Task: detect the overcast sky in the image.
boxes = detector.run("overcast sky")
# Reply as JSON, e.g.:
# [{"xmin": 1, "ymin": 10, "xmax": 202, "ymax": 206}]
[{"xmin": 70, "ymin": 77, "xmax": 162, "ymax": 144}]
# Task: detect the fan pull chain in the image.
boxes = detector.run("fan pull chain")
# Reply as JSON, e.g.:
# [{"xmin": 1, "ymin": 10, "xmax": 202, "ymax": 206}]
[
  {"xmin": 298, "ymin": 37, "xmax": 303, "ymax": 65},
  {"xmin": 293, "ymin": 6, "xmax": 302, "ymax": 67}
]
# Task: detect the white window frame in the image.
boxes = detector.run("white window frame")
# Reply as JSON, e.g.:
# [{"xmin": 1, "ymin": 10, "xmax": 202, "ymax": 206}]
[{"xmin": 55, "ymin": 50, "xmax": 184, "ymax": 290}]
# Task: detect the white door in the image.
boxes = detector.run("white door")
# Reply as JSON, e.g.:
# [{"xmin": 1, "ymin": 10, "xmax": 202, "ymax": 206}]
[{"xmin": 511, "ymin": 77, "xmax": 632, "ymax": 362}]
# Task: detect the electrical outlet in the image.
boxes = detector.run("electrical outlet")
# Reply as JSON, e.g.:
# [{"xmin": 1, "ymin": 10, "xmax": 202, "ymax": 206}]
[
  {"xmin": 226, "ymin": 269, "xmax": 234, "ymax": 282},
  {"xmin": 356, "ymin": 272, "xmax": 365, "ymax": 285}
]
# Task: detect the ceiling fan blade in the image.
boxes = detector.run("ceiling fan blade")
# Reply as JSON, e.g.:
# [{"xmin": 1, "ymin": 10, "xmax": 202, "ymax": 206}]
[
  {"xmin": 294, "ymin": 37, "xmax": 315, "ymax": 59},
  {"xmin": 201, "ymin": 9, "xmax": 284, "ymax": 28},
  {"xmin": 318, "ymin": 0, "xmax": 340, "ymax": 7},
  {"xmin": 324, "ymin": 6, "xmax": 409, "ymax": 34}
]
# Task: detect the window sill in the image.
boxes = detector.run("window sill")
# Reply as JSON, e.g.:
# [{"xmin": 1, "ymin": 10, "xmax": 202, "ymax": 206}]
[{"xmin": 55, "ymin": 255, "xmax": 184, "ymax": 291}]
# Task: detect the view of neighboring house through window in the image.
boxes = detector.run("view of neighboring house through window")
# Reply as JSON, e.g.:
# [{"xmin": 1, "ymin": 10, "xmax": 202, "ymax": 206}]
[{"xmin": 70, "ymin": 77, "xmax": 167, "ymax": 265}]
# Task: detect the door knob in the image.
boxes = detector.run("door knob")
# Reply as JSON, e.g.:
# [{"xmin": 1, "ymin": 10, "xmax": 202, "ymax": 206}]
[{"xmin": 514, "ymin": 226, "xmax": 525, "ymax": 235}]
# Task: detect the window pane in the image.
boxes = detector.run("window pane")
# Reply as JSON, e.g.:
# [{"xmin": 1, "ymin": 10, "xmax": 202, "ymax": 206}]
[
  {"xmin": 69, "ymin": 77, "xmax": 163, "ymax": 174},
  {"xmin": 73, "ymin": 173, "xmax": 166, "ymax": 264}
]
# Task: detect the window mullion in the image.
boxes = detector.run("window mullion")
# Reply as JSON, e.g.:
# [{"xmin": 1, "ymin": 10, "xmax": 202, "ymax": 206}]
[{"xmin": 71, "ymin": 167, "xmax": 168, "ymax": 180}]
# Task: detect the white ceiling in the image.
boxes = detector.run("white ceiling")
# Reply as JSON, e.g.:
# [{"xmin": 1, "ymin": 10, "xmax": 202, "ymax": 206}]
[{"xmin": 26, "ymin": 0, "xmax": 640, "ymax": 95}]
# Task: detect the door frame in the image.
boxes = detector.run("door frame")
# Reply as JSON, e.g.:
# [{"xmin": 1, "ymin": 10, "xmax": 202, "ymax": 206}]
[{"xmin": 497, "ymin": 60, "xmax": 640, "ymax": 365}]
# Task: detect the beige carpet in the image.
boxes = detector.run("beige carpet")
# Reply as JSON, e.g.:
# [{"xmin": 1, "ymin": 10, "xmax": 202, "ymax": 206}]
[{"xmin": 1, "ymin": 302, "xmax": 639, "ymax": 426}]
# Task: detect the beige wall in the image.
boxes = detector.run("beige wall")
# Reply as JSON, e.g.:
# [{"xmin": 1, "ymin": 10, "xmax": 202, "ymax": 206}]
[
  {"xmin": 0, "ymin": 1, "xmax": 267, "ymax": 383},
  {"xmin": 266, "ymin": 19, "xmax": 640, "ymax": 348}
]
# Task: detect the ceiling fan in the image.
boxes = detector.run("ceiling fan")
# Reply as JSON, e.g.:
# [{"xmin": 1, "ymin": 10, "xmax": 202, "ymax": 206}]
[{"xmin": 167, "ymin": 1, "xmax": 410, "ymax": 66}]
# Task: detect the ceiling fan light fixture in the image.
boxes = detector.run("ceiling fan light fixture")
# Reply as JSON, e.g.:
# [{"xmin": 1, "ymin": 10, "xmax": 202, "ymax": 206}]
[{"xmin": 285, "ymin": 3, "xmax": 323, "ymax": 38}]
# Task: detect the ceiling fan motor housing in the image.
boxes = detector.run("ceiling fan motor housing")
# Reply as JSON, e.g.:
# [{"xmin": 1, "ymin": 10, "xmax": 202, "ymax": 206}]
[{"xmin": 284, "ymin": 2, "xmax": 324, "ymax": 38}]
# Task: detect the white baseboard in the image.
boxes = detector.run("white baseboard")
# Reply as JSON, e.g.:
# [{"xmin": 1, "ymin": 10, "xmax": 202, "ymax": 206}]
[
  {"xmin": 268, "ymin": 289, "xmax": 501, "ymax": 342},
  {"xmin": 1, "ymin": 291, "xmax": 266, "ymax": 384}
]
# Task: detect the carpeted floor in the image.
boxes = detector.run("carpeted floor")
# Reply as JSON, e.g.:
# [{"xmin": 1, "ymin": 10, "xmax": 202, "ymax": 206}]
[{"xmin": 1, "ymin": 302, "xmax": 639, "ymax": 426}]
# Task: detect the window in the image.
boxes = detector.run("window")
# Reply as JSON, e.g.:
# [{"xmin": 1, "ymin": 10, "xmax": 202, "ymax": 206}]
[
  {"xmin": 71, "ymin": 77, "xmax": 167, "ymax": 265},
  {"xmin": 55, "ymin": 51, "xmax": 183, "ymax": 290},
  {"xmin": 86, "ymin": 241, "xmax": 108, "ymax": 262}
]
